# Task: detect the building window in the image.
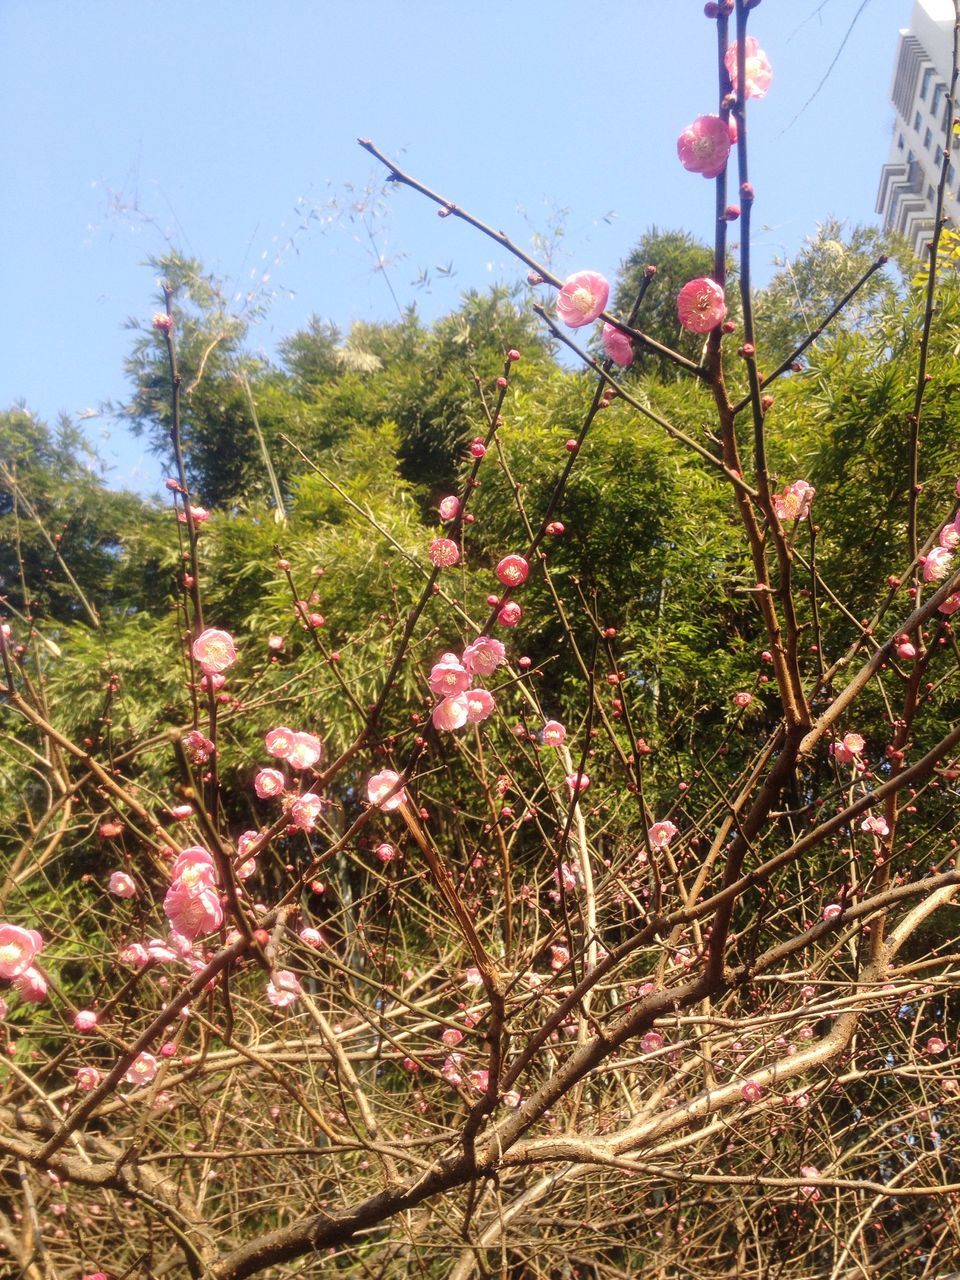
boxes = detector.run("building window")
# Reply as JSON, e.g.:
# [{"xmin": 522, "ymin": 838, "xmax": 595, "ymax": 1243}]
[
  {"xmin": 899, "ymin": 132, "xmax": 906, "ymax": 151},
  {"xmin": 933, "ymin": 83, "xmax": 945, "ymax": 116},
  {"xmin": 936, "ymin": 145, "xmax": 943, "ymax": 167},
  {"xmin": 925, "ymin": 126, "xmax": 933, "ymax": 150},
  {"xmin": 915, "ymin": 109, "xmax": 923, "ymax": 130},
  {"xmin": 928, "ymin": 183, "xmax": 936, "ymax": 203},
  {"xmin": 950, "ymin": 161, "xmax": 957, "ymax": 185},
  {"xmin": 921, "ymin": 66, "xmax": 934, "ymax": 100}
]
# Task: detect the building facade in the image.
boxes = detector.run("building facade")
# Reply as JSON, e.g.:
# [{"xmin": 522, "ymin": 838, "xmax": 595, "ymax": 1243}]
[{"xmin": 876, "ymin": 0, "xmax": 960, "ymax": 254}]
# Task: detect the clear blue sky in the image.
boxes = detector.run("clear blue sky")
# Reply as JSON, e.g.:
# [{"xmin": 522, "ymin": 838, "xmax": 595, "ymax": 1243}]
[{"xmin": 1, "ymin": 0, "xmax": 911, "ymax": 494}]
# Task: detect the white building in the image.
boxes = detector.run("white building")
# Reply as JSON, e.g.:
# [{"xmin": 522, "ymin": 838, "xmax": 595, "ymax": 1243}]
[{"xmin": 876, "ymin": 0, "xmax": 960, "ymax": 254}]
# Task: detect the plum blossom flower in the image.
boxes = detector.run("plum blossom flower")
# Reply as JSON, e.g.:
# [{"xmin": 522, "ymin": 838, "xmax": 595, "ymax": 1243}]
[
  {"xmin": 772, "ymin": 479, "xmax": 815, "ymax": 523},
  {"xmin": 542, "ymin": 719, "xmax": 566, "ymax": 746},
  {"xmin": 647, "ymin": 821, "xmax": 678, "ymax": 850},
  {"xmin": 939, "ymin": 591, "xmax": 960, "ymax": 615},
  {"xmin": 861, "ymin": 814, "xmax": 890, "ymax": 838},
  {"xmin": 368, "ymin": 770, "xmax": 406, "ymax": 811},
  {"xmin": 465, "ymin": 688, "xmax": 496, "ymax": 724},
  {"xmin": 288, "ymin": 793, "xmax": 323, "ymax": 831},
  {"xmin": 831, "ymin": 732, "xmax": 865, "ymax": 766},
  {"xmin": 550, "ymin": 944, "xmax": 570, "ymax": 972},
  {"xmin": 163, "ymin": 879, "xmax": 222, "ymax": 940},
  {"xmin": 677, "ymin": 278, "xmax": 726, "ymax": 333},
  {"xmin": 502, "ymin": 1089, "xmax": 522, "ymax": 1108},
  {"xmin": 439, "ymin": 495, "xmax": 460, "ymax": 521},
  {"xmin": 429, "ymin": 538, "xmax": 460, "ymax": 567},
  {"xmin": 375, "ymin": 842, "xmax": 396, "ymax": 863},
  {"xmin": 740, "ymin": 1079, "xmax": 763, "ymax": 1103},
  {"xmin": 299, "ymin": 926, "xmax": 324, "ymax": 947},
  {"xmin": 926, "ymin": 1035, "xmax": 947, "ymax": 1055},
  {"xmin": 556, "ymin": 270, "xmax": 610, "ymax": 328},
  {"xmin": 264, "ymin": 726, "xmax": 297, "ymax": 758},
  {"xmin": 266, "ymin": 970, "xmax": 302, "ymax": 1007},
  {"xmin": 923, "ymin": 546, "xmax": 953, "ymax": 582},
  {"xmin": 462, "ymin": 636, "xmax": 506, "ymax": 677},
  {"xmin": 0, "ymin": 924, "xmax": 43, "ymax": 979},
  {"xmin": 565, "ymin": 771, "xmax": 590, "ymax": 793},
  {"xmin": 940, "ymin": 523, "xmax": 960, "ymax": 550},
  {"xmin": 182, "ymin": 730, "xmax": 215, "ymax": 764},
  {"xmin": 677, "ymin": 115, "xmax": 732, "ymax": 178},
  {"xmin": 497, "ymin": 601, "xmax": 522, "ymax": 627},
  {"xmin": 124, "ymin": 1052, "xmax": 158, "ymax": 1086},
  {"xmin": 287, "ymin": 732, "xmax": 322, "ymax": 770},
  {"xmin": 191, "ymin": 628, "xmax": 237, "ymax": 674},
  {"xmin": 732, "ymin": 691, "xmax": 753, "ymax": 708},
  {"xmin": 554, "ymin": 861, "xmax": 579, "ymax": 893},
  {"xmin": 74, "ymin": 1009, "xmax": 98, "ymax": 1032},
  {"xmin": 822, "ymin": 903, "xmax": 842, "ymax": 922},
  {"xmin": 429, "ymin": 653, "xmax": 470, "ymax": 698},
  {"xmin": 495, "ymin": 554, "xmax": 529, "ymax": 587},
  {"xmin": 441, "ymin": 1027, "xmax": 464, "ymax": 1047},
  {"xmin": 601, "ymin": 322, "xmax": 634, "ymax": 366},
  {"xmin": 76, "ymin": 1066, "xmax": 101, "ymax": 1091},
  {"xmin": 14, "ymin": 967, "xmax": 47, "ymax": 1002},
  {"xmin": 726, "ymin": 37, "xmax": 773, "ymax": 99},
  {"xmin": 254, "ymin": 768, "xmax": 286, "ymax": 799},
  {"xmin": 467, "ymin": 1069, "xmax": 490, "ymax": 1093},
  {"xmin": 799, "ymin": 1166, "xmax": 821, "ymax": 1200},
  {"xmin": 432, "ymin": 693, "xmax": 469, "ymax": 732},
  {"xmin": 641, "ymin": 1031, "xmax": 664, "ymax": 1053},
  {"xmin": 441, "ymin": 1052, "xmax": 464, "ymax": 1084}
]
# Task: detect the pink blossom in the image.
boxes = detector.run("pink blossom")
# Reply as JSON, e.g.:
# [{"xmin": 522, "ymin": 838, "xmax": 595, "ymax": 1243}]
[
  {"xmin": 236, "ymin": 830, "xmax": 259, "ymax": 859},
  {"xmin": 438, "ymin": 495, "xmax": 460, "ymax": 521},
  {"xmin": 124, "ymin": 1052, "xmax": 158, "ymax": 1086},
  {"xmin": 467, "ymin": 1069, "xmax": 490, "ymax": 1093},
  {"xmin": 550, "ymin": 944, "xmax": 570, "ymax": 971},
  {"xmin": 495, "ymin": 554, "xmax": 530, "ymax": 587},
  {"xmin": 170, "ymin": 803, "xmax": 194, "ymax": 820},
  {"xmin": 146, "ymin": 938, "xmax": 180, "ymax": 964},
  {"xmin": 556, "ymin": 270, "xmax": 610, "ymax": 328},
  {"xmin": 641, "ymin": 1031, "xmax": 664, "ymax": 1053},
  {"xmin": 441, "ymin": 1027, "xmax": 464, "ymax": 1047},
  {"xmin": 170, "ymin": 846, "xmax": 217, "ymax": 886},
  {"xmin": 923, "ymin": 546, "xmax": 953, "ymax": 582},
  {"xmin": 939, "ymin": 523, "xmax": 959, "ymax": 550},
  {"xmin": 554, "ymin": 861, "xmax": 579, "ymax": 893},
  {"xmin": 432, "ymin": 693, "xmax": 469, "ymax": 732},
  {"xmin": 726, "ymin": 37, "xmax": 773, "ymax": 99},
  {"xmin": 289, "ymin": 792, "xmax": 323, "ymax": 831},
  {"xmin": 740, "ymin": 1079, "xmax": 763, "ymax": 1104},
  {"xmin": 268, "ymin": 633, "xmax": 285, "ymax": 651},
  {"xmin": 462, "ymin": 636, "xmax": 506, "ymax": 677},
  {"xmin": 465, "ymin": 688, "xmax": 496, "ymax": 724},
  {"xmin": 99, "ymin": 820, "xmax": 124, "ymax": 838},
  {"xmin": 861, "ymin": 814, "xmax": 890, "ymax": 838},
  {"xmin": 76, "ymin": 1066, "xmax": 101, "ymax": 1091},
  {"xmin": 542, "ymin": 719, "xmax": 566, "ymax": 746},
  {"xmin": 74, "ymin": 1009, "xmax": 98, "ymax": 1032},
  {"xmin": 368, "ymin": 770, "xmax": 406, "ymax": 811},
  {"xmin": 429, "ymin": 653, "xmax": 471, "ymax": 698},
  {"xmin": 647, "ymin": 821, "xmax": 678, "ymax": 850},
  {"xmin": 200, "ymin": 672, "xmax": 225, "ymax": 693},
  {"xmin": 254, "ymin": 768, "xmax": 286, "ymax": 799},
  {"xmin": 163, "ymin": 879, "xmax": 223, "ymax": 940},
  {"xmin": 191, "ymin": 628, "xmax": 237, "ymax": 674},
  {"xmin": 897, "ymin": 638, "xmax": 917, "ymax": 661},
  {"xmin": 0, "ymin": 923, "xmax": 43, "ymax": 979},
  {"xmin": 429, "ymin": 537, "xmax": 460, "ymax": 567},
  {"xmin": 266, "ymin": 970, "xmax": 302, "ymax": 1007},
  {"xmin": 565, "ymin": 771, "xmax": 590, "ymax": 793},
  {"xmin": 108, "ymin": 871, "xmax": 137, "ymax": 899},
  {"xmin": 120, "ymin": 943, "xmax": 150, "ymax": 968},
  {"xmin": 732, "ymin": 691, "xmax": 753, "ymax": 708},
  {"xmin": 299, "ymin": 926, "xmax": 324, "ymax": 947},
  {"xmin": 375, "ymin": 842, "xmax": 396, "ymax": 863},
  {"xmin": 441, "ymin": 1052, "xmax": 464, "ymax": 1084},
  {"xmin": 926, "ymin": 1036, "xmax": 947, "ymax": 1055},
  {"xmin": 601, "ymin": 322, "xmax": 634, "ymax": 366},
  {"xmin": 182, "ymin": 730, "xmax": 215, "ymax": 764},
  {"xmin": 153, "ymin": 312, "xmax": 173, "ymax": 333},
  {"xmin": 677, "ymin": 114, "xmax": 732, "ymax": 178},
  {"xmin": 502, "ymin": 1089, "xmax": 522, "ymax": 1108},
  {"xmin": 497, "ymin": 601, "xmax": 522, "ymax": 627},
  {"xmin": 14, "ymin": 967, "xmax": 47, "ymax": 1002},
  {"xmin": 831, "ymin": 732, "xmax": 865, "ymax": 766},
  {"xmin": 772, "ymin": 479, "xmax": 815, "ymax": 523},
  {"xmin": 799, "ymin": 1166, "xmax": 821, "ymax": 1200},
  {"xmin": 236, "ymin": 856, "xmax": 257, "ymax": 880},
  {"xmin": 677, "ymin": 278, "xmax": 726, "ymax": 333},
  {"xmin": 264, "ymin": 726, "xmax": 297, "ymax": 759},
  {"xmin": 939, "ymin": 591, "xmax": 960, "ymax": 615},
  {"xmin": 822, "ymin": 903, "xmax": 842, "ymax": 923},
  {"xmin": 287, "ymin": 732, "xmax": 322, "ymax": 770},
  {"xmin": 178, "ymin": 505, "xmax": 209, "ymax": 525}
]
